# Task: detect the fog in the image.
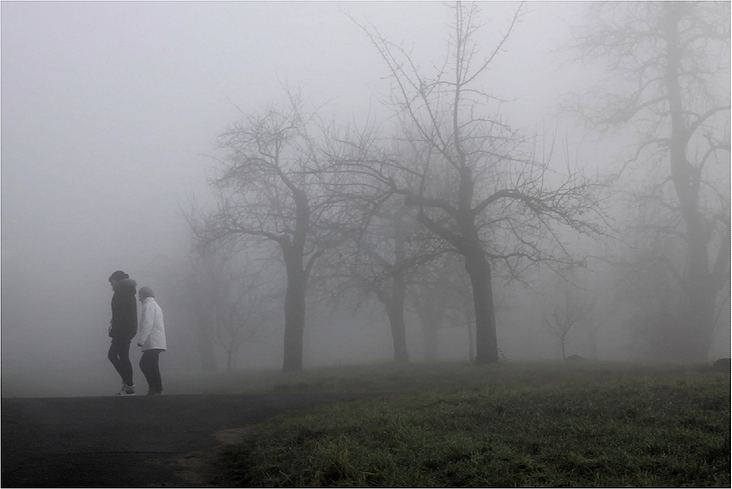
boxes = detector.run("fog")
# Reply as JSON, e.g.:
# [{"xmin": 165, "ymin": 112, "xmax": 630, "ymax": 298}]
[{"xmin": 3, "ymin": 2, "xmax": 729, "ymax": 397}]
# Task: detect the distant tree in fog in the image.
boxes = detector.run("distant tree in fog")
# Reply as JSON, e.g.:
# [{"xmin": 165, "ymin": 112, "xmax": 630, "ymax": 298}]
[
  {"xmin": 335, "ymin": 204, "xmax": 419, "ymax": 364},
  {"xmin": 182, "ymin": 249, "xmax": 220, "ymax": 372},
  {"xmin": 616, "ymin": 239, "xmax": 689, "ymax": 360},
  {"xmin": 410, "ymin": 254, "xmax": 473, "ymax": 362},
  {"xmin": 543, "ymin": 274, "xmax": 594, "ymax": 360},
  {"xmin": 356, "ymin": 2, "xmax": 607, "ymax": 364},
  {"xmin": 569, "ymin": 2, "xmax": 730, "ymax": 361},
  {"xmin": 207, "ymin": 256, "xmax": 269, "ymax": 373},
  {"xmin": 179, "ymin": 241, "xmax": 270, "ymax": 372}
]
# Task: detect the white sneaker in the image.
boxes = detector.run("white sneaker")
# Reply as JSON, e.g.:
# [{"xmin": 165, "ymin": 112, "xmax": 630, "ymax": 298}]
[{"xmin": 115, "ymin": 383, "xmax": 136, "ymax": 395}]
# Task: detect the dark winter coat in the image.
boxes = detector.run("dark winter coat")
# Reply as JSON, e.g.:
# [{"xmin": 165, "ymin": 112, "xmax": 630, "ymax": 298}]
[{"xmin": 109, "ymin": 278, "xmax": 138, "ymax": 340}]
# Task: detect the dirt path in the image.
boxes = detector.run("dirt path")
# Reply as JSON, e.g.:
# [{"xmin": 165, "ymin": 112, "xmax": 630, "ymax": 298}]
[{"xmin": 2, "ymin": 392, "xmax": 362, "ymax": 487}]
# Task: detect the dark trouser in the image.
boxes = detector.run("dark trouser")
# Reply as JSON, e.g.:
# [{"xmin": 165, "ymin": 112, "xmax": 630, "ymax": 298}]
[
  {"xmin": 140, "ymin": 349, "xmax": 164, "ymax": 393},
  {"xmin": 108, "ymin": 338, "xmax": 134, "ymax": 386}
]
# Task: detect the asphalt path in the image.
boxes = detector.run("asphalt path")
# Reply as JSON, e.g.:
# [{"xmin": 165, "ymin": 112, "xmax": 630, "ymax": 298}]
[{"xmin": 2, "ymin": 392, "xmax": 364, "ymax": 487}]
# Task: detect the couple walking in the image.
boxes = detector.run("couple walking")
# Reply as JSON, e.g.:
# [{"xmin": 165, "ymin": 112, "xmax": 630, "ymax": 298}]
[{"xmin": 107, "ymin": 270, "xmax": 166, "ymax": 396}]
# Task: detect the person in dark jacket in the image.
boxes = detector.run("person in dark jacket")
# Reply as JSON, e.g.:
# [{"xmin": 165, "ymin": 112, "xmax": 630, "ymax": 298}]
[{"xmin": 108, "ymin": 270, "xmax": 138, "ymax": 395}]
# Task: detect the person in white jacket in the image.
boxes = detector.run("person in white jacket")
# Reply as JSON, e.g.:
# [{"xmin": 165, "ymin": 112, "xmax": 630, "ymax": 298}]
[{"xmin": 136, "ymin": 286, "xmax": 167, "ymax": 395}]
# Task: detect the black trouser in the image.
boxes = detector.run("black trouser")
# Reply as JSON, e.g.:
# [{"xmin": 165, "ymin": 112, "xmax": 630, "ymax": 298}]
[
  {"xmin": 108, "ymin": 338, "xmax": 134, "ymax": 386},
  {"xmin": 140, "ymin": 349, "xmax": 164, "ymax": 393}
]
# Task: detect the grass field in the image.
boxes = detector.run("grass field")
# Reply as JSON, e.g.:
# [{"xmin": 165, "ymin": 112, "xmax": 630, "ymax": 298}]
[{"xmin": 204, "ymin": 361, "xmax": 730, "ymax": 487}]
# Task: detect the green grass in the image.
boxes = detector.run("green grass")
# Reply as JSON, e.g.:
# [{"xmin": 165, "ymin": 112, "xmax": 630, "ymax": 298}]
[
  {"xmin": 176, "ymin": 360, "xmax": 725, "ymax": 395},
  {"xmin": 208, "ymin": 361, "xmax": 730, "ymax": 487}
]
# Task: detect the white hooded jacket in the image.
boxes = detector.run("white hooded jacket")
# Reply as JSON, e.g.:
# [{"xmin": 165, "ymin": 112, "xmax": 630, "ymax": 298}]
[{"xmin": 138, "ymin": 297, "xmax": 166, "ymax": 351}]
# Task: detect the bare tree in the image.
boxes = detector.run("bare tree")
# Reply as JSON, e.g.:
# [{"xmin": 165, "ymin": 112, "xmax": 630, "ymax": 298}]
[
  {"xmin": 357, "ymin": 2, "xmax": 606, "ymax": 364},
  {"xmin": 569, "ymin": 2, "xmax": 730, "ymax": 361},
  {"xmin": 175, "ymin": 250, "xmax": 221, "ymax": 372},
  {"xmin": 616, "ymin": 240, "xmax": 689, "ymax": 360},
  {"xmin": 411, "ymin": 270, "xmax": 449, "ymax": 363},
  {"xmin": 345, "ymin": 205, "xmax": 414, "ymax": 363},
  {"xmin": 193, "ymin": 92, "xmax": 342, "ymax": 372},
  {"xmin": 209, "ymin": 260, "xmax": 270, "ymax": 373},
  {"xmin": 543, "ymin": 275, "xmax": 594, "ymax": 360},
  {"xmin": 410, "ymin": 253, "xmax": 472, "ymax": 362},
  {"xmin": 311, "ymin": 120, "xmax": 438, "ymax": 365},
  {"xmin": 321, "ymin": 196, "xmax": 440, "ymax": 364},
  {"xmin": 176, "ymin": 241, "xmax": 270, "ymax": 372}
]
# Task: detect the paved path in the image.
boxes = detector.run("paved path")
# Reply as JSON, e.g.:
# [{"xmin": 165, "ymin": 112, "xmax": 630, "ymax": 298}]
[{"xmin": 2, "ymin": 392, "xmax": 362, "ymax": 487}]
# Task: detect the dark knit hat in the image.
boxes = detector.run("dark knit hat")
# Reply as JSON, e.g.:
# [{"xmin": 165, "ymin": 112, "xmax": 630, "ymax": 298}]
[
  {"xmin": 109, "ymin": 270, "xmax": 129, "ymax": 282},
  {"xmin": 138, "ymin": 286, "xmax": 155, "ymax": 298}
]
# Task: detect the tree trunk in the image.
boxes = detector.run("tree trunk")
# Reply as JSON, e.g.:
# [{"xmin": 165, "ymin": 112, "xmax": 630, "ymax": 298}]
[
  {"xmin": 664, "ymin": 3, "xmax": 722, "ymax": 361},
  {"xmin": 375, "ymin": 265, "xmax": 410, "ymax": 365},
  {"xmin": 282, "ymin": 248, "xmax": 307, "ymax": 373},
  {"xmin": 390, "ymin": 210, "xmax": 410, "ymax": 364},
  {"xmin": 679, "ymin": 279, "xmax": 717, "ymax": 361},
  {"xmin": 466, "ymin": 307, "xmax": 475, "ymax": 362},
  {"xmin": 464, "ymin": 250, "xmax": 499, "ymax": 364},
  {"xmin": 386, "ymin": 299, "xmax": 410, "ymax": 364},
  {"xmin": 281, "ymin": 187, "xmax": 310, "ymax": 373}
]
